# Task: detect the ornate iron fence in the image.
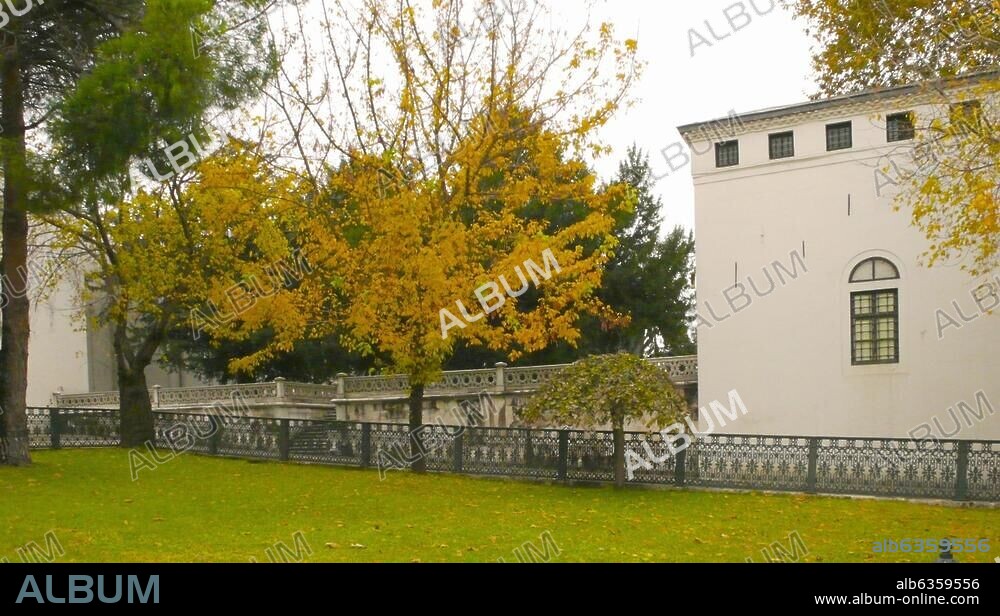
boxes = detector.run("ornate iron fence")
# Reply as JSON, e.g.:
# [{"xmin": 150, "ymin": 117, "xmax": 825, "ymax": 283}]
[{"xmin": 25, "ymin": 407, "xmax": 1000, "ymax": 502}]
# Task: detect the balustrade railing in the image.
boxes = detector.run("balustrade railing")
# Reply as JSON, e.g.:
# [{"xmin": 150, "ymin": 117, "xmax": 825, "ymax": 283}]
[{"xmin": 51, "ymin": 355, "xmax": 699, "ymax": 409}]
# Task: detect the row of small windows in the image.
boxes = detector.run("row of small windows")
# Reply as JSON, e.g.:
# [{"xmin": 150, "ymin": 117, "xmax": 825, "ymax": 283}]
[
  {"xmin": 715, "ymin": 120, "xmax": 872, "ymax": 167},
  {"xmin": 714, "ymin": 101, "xmax": 981, "ymax": 168}
]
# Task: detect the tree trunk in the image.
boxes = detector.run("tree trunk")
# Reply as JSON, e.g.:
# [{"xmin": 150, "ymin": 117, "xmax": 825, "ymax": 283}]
[
  {"xmin": 613, "ymin": 423, "xmax": 626, "ymax": 489},
  {"xmin": 0, "ymin": 32, "xmax": 31, "ymax": 466},
  {"xmin": 113, "ymin": 319, "xmax": 156, "ymax": 447},
  {"xmin": 118, "ymin": 366, "xmax": 155, "ymax": 448},
  {"xmin": 408, "ymin": 383, "xmax": 426, "ymax": 474},
  {"xmin": 112, "ymin": 316, "xmax": 168, "ymax": 447}
]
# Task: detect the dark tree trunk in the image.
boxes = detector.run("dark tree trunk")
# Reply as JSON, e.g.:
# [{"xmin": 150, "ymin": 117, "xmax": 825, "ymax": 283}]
[
  {"xmin": 113, "ymin": 323, "xmax": 157, "ymax": 447},
  {"xmin": 0, "ymin": 33, "xmax": 31, "ymax": 466},
  {"xmin": 118, "ymin": 366, "xmax": 154, "ymax": 448},
  {"xmin": 408, "ymin": 383, "xmax": 426, "ymax": 474},
  {"xmin": 613, "ymin": 423, "xmax": 626, "ymax": 489}
]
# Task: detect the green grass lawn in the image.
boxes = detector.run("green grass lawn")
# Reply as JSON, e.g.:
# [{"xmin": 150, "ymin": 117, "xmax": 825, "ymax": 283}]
[{"xmin": 1, "ymin": 449, "xmax": 997, "ymax": 563}]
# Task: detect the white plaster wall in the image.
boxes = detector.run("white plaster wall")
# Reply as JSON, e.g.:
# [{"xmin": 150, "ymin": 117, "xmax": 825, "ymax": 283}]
[
  {"xmin": 26, "ymin": 278, "xmax": 89, "ymax": 406},
  {"xmin": 689, "ymin": 95, "xmax": 1000, "ymax": 439},
  {"xmin": 26, "ymin": 266, "xmax": 212, "ymax": 405}
]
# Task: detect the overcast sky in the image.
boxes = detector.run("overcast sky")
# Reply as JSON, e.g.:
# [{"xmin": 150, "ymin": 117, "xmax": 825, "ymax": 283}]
[
  {"xmin": 581, "ymin": 0, "xmax": 817, "ymax": 234},
  {"xmin": 268, "ymin": 0, "xmax": 819, "ymax": 235}
]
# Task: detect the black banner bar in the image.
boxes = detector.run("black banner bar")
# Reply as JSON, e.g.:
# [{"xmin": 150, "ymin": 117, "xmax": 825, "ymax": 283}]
[{"xmin": 1, "ymin": 564, "xmax": 995, "ymax": 610}]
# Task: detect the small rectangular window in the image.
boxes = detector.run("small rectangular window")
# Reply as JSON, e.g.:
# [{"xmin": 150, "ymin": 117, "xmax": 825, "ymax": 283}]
[
  {"xmin": 851, "ymin": 289, "xmax": 899, "ymax": 365},
  {"xmin": 715, "ymin": 140, "xmax": 739, "ymax": 168},
  {"xmin": 768, "ymin": 131, "xmax": 794, "ymax": 159},
  {"xmin": 886, "ymin": 112, "xmax": 915, "ymax": 142},
  {"xmin": 826, "ymin": 121, "xmax": 852, "ymax": 151}
]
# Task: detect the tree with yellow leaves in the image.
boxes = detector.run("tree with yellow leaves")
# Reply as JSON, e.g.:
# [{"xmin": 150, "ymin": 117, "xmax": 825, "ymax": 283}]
[
  {"xmin": 1, "ymin": 0, "xmax": 275, "ymax": 466},
  {"xmin": 229, "ymin": 0, "xmax": 641, "ymax": 472},
  {"xmin": 44, "ymin": 146, "xmax": 308, "ymax": 446},
  {"xmin": 792, "ymin": 0, "xmax": 999, "ymax": 275}
]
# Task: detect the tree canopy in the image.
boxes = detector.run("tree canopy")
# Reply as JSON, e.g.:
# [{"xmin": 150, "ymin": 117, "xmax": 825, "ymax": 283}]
[
  {"xmin": 44, "ymin": 144, "xmax": 306, "ymax": 444},
  {"xmin": 792, "ymin": 0, "xmax": 999, "ymax": 276},
  {"xmin": 2, "ymin": 0, "xmax": 276, "ymax": 463},
  {"xmin": 198, "ymin": 0, "xmax": 642, "ymax": 472},
  {"xmin": 518, "ymin": 352, "xmax": 690, "ymax": 487}
]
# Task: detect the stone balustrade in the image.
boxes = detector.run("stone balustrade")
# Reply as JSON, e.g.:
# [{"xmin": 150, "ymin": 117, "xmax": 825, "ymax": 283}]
[
  {"xmin": 53, "ymin": 355, "xmax": 697, "ymax": 409},
  {"xmin": 51, "ymin": 356, "xmax": 698, "ymax": 426}
]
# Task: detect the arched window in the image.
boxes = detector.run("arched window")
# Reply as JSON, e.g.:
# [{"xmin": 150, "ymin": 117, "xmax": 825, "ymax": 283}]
[
  {"xmin": 850, "ymin": 258, "xmax": 900, "ymax": 365},
  {"xmin": 850, "ymin": 257, "xmax": 899, "ymax": 283}
]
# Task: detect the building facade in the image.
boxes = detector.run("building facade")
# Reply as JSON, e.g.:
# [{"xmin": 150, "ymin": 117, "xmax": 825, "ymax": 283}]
[
  {"xmin": 26, "ymin": 274, "xmax": 209, "ymax": 407},
  {"xmin": 680, "ymin": 72, "xmax": 999, "ymax": 440}
]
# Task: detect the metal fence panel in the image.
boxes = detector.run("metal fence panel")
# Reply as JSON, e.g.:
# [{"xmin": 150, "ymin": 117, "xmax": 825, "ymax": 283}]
[
  {"xmin": 214, "ymin": 417, "xmax": 282, "ymax": 460},
  {"xmin": 288, "ymin": 420, "xmax": 364, "ymax": 466},
  {"xmin": 967, "ymin": 441, "xmax": 1000, "ymax": 502},
  {"xmin": 460, "ymin": 427, "xmax": 560, "ymax": 479},
  {"xmin": 815, "ymin": 438, "xmax": 957, "ymax": 500},
  {"xmin": 154, "ymin": 412, "xmax": 214, "ymax": 454},
  {"xmin": 57, "ymin": 408, "xmax": 121, "ymax": 448},
  {"xmin": 684, "ymin": 435, "xmax": 811, "ymax": 492},
  {"xmin": 26, "ymin": 408, "xmax": 54, "ymax": 449},
  {"xmin": 624, "ymin": 432, "xmax": 679, "ymax": 485}
]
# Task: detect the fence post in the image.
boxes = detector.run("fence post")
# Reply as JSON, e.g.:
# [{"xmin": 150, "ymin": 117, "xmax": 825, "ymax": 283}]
[
  {"xmin": 152, "ymin": 385, "xmax": 161, "ymax": 409},
  {"xmin": 453, "ymin": 432, "xmax": 464, "ymax": 473},
  {"xmin": 275, "ymin": 377, "xmax": 287, "ymax": 400},
  {"xmin": 360, "ymin": 423, "xmax": 371, "ymax": 468},
  {"xmin": 954, "ymin": 440, "xmax": 970, "ymax": 501},
  {"xmin": 807, "ymin": 437, "xmax": 820, "ymax": 493},
  {"xmin": 208, "ymin": 415, "xmax": 221, "ymax": 456},
  {"xmin": 525, "ymin": 429, "xmax": 534, "ymax": 466},
  {"xmin": 50, "ymin": 409, "xmax": 61, "ymax": 450},
  {"xmin": 278, "ymin": 419, "xmax": 290, "ymax": 462},
  {"xmin": 674, "ymin": 447, "xmax": 686, "ymax": 487},
  {"xmin": 557, "ymin": 430, "xmax": 569, "ymax": 481}
]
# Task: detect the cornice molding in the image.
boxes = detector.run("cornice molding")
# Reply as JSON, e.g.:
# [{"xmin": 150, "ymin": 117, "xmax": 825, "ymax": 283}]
[{"xmin": 680, "ymin": 78, "xmax": 996, "ymax": 143}]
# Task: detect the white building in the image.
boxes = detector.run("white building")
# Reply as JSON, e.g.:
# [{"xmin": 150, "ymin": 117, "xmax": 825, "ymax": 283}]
[
  {"xmin": 680, "ymin": 71, "xmax": 999, "ymax": 440},
  {"xmin": 26, "ymin": 277, "xmax": 91, "ymax": 406},
  {"xmin": 25, "ymin": 273, "xmax": 208, "ymax": 407}
]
